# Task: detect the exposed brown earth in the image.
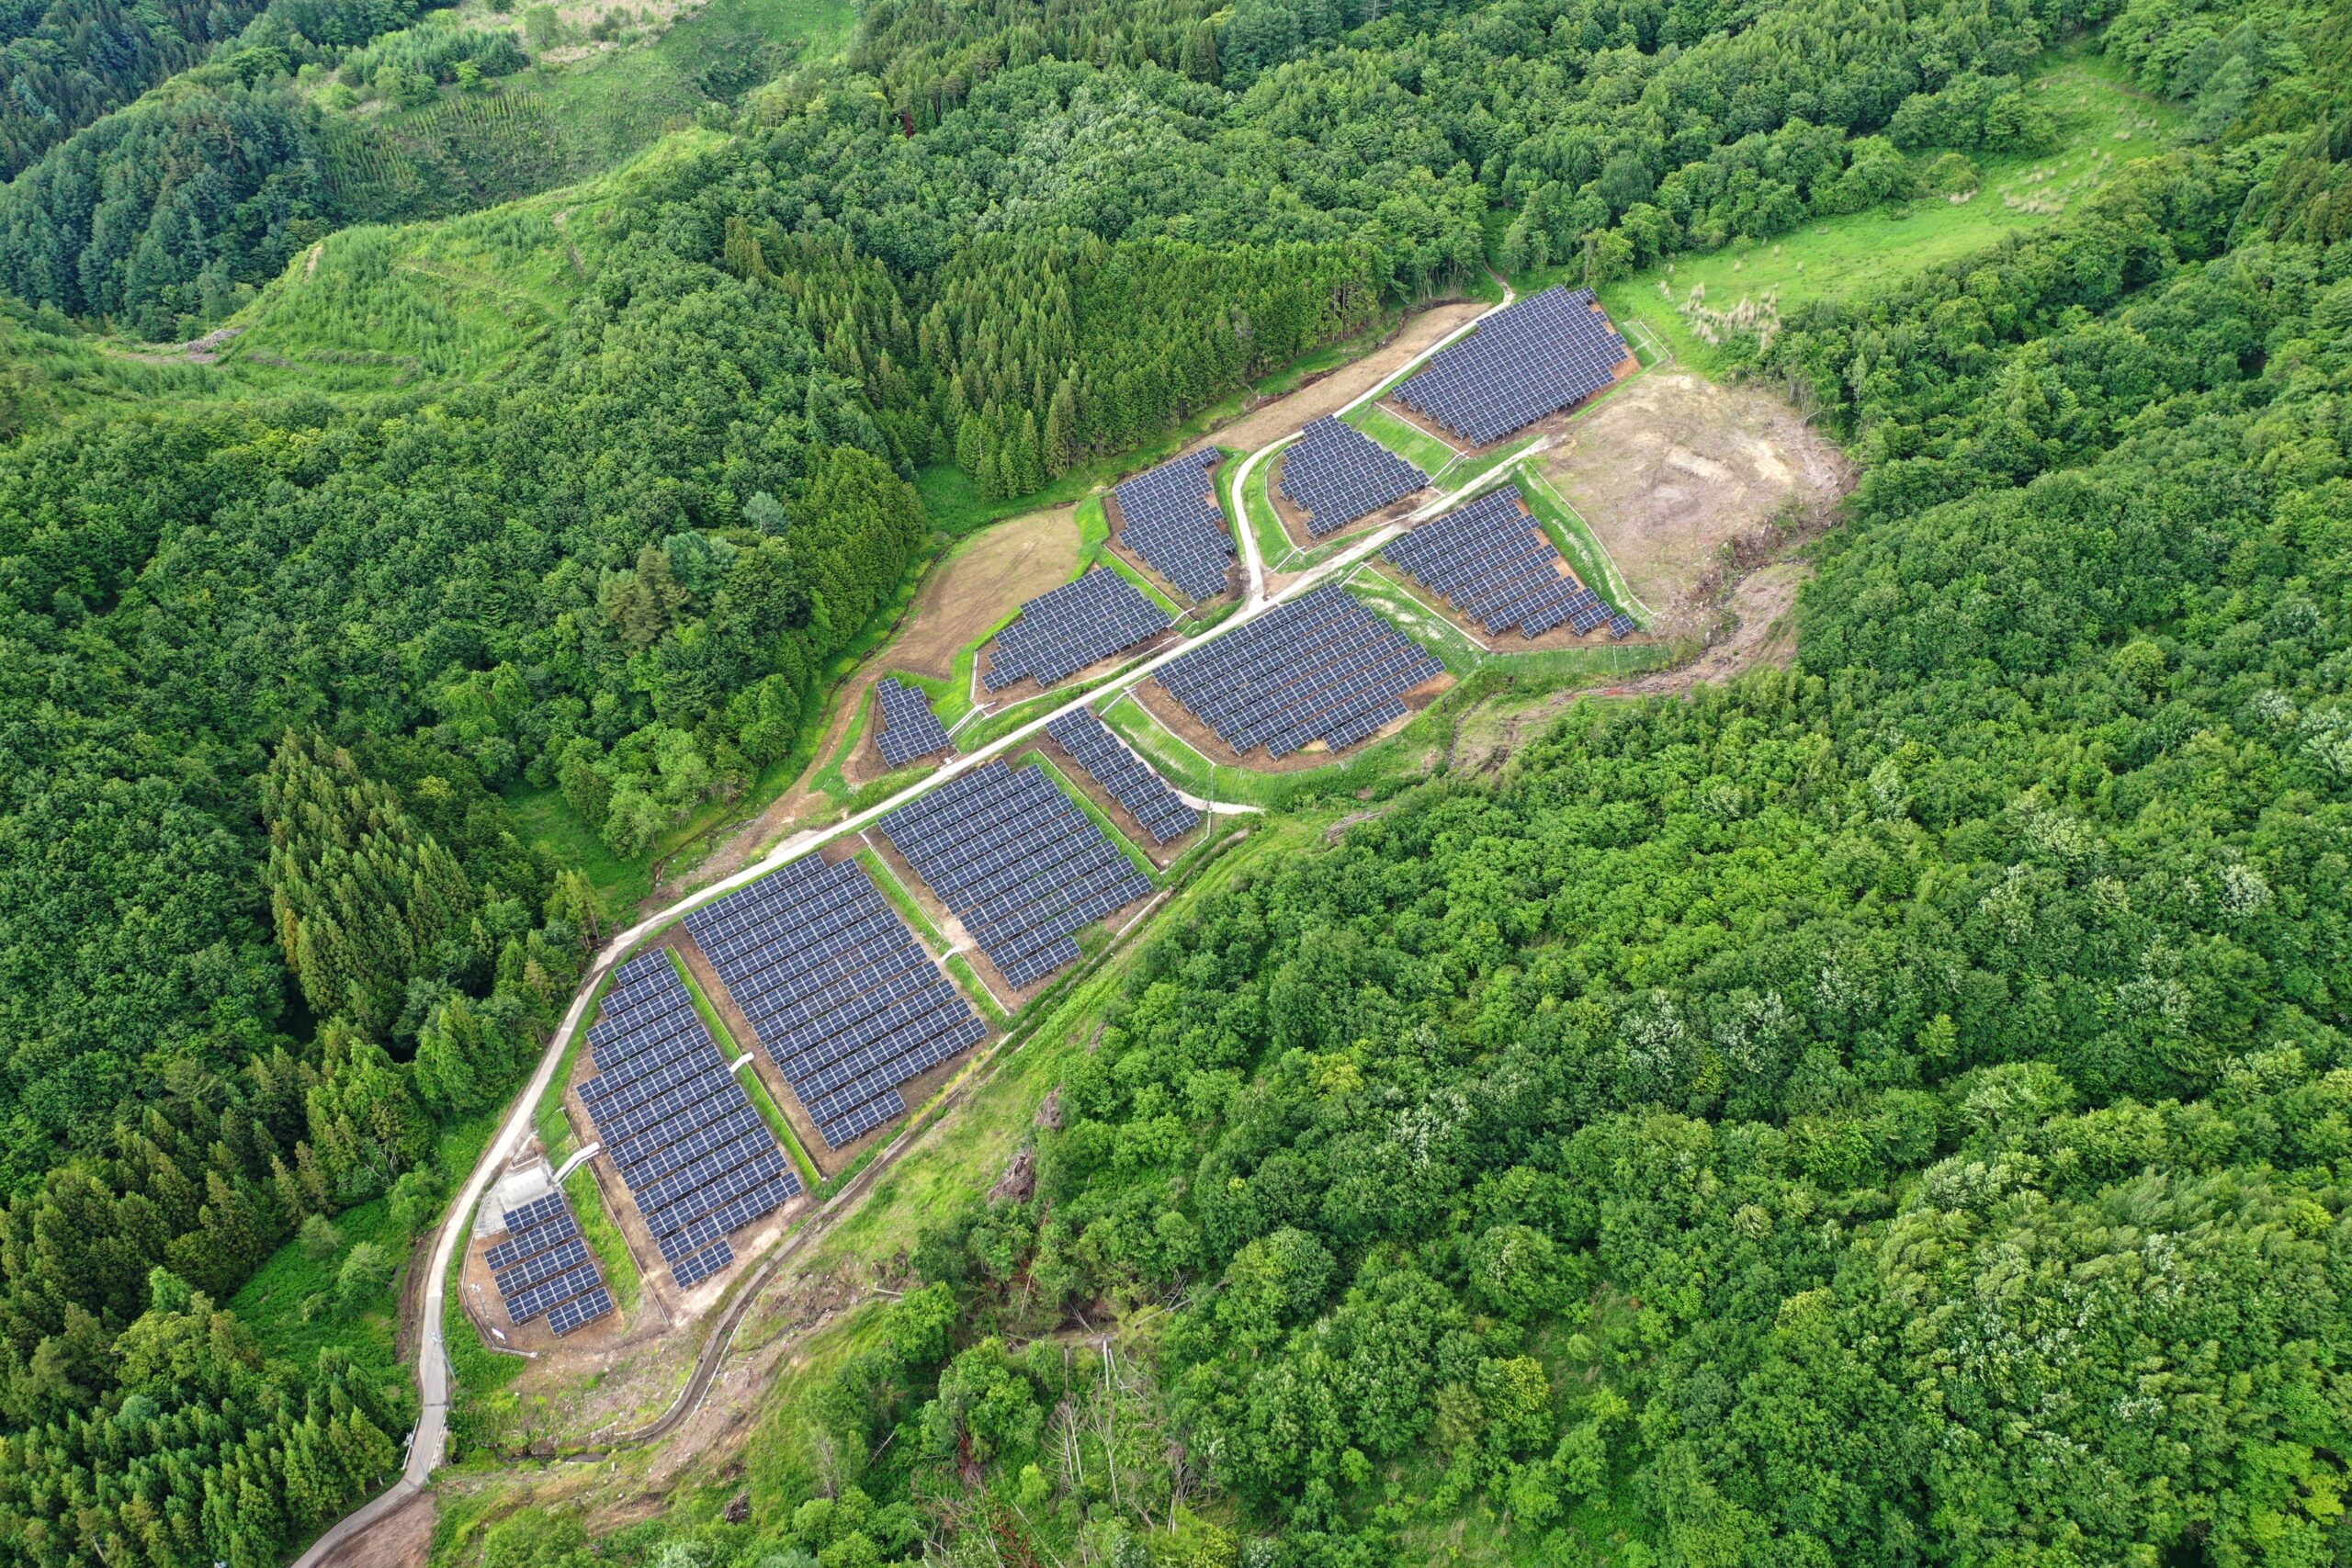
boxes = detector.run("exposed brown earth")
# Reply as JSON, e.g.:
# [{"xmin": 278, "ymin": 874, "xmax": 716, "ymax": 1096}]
[
  {"xmin": 894, "ymin": 508, "xmax": 1081, "ymax": 679},
  {"xmin": 1183, "ymin": 300, "xmax": 1490, "ymax": 457},
  {"xmin": 1587, "ymin": 560, "xmax": 1810, "ymax": 698},
  {"xmin": 308, "ymin": 1488, "xmax": 434, "ymax": 1568},
  {"xmin": 1539, "ymin": 370, "xmax": 1850, "ymax": 642}
]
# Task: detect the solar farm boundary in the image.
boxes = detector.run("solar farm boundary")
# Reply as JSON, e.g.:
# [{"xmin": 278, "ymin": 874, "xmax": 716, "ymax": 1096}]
[
  {"xmin": 419, "ymin": 821, "xmax": 1257, "ymax": 1483},
  {"xmin": 327, "ymin": 281, "xmax": 1703, "ymax": 1565}
]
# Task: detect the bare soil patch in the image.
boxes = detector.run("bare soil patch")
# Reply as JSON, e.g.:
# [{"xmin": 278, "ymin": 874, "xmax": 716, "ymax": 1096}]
[
  {"xmin": 1588, "ymin": 560, "xmax": 1810, "ymax": 698},
  {"xmin": 1540, "ymin": 370, "xmax": 1850, "ymax": 641},
  {"xmin": 897, "ymin": 508, "xmax": 1081, "ymax": 678},
  {"xmin": 1183, "ymin": 300, "xmax": 1489, "ymax": 457},
  {"xmin": 312, "ymin": 1488, "xmax": 434, "ymax": 1568}
]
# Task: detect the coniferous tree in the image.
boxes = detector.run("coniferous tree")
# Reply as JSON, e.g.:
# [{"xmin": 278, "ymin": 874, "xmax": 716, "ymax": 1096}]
[
  {"xmin": 1043, "ymin": 378, "xmax": 1077, "ymax": 477},
  {"xmin": 263, "ymin": 734, "xmax": 475, "ymax": 1041}
]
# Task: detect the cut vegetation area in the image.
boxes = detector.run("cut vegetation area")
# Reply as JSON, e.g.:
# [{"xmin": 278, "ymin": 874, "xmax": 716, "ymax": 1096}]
[
  {"xmin": 1592, "ymin": 47, "xmax": 2187, "ymax": 369},
  {"xmin": 1537, "ymin": 369, "xmax": 1854, "ymax": 641},
  {"xmin": 325, "ymin": 0, "xmax": 859, "ymax": 225}
]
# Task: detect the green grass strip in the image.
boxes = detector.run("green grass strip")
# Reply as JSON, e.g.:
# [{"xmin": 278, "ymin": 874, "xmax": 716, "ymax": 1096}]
[
  {"xmin": 532, "ymin": 977, "xmax": 603, "ymax": 1163},
  {"xmin": 1238, "ymin": 444, "xmax": 1300, "ymax": 573},
  {"xmin": 1345, "ymin": 401, "xmax": 1460, "ymax": 479},
  {"xmin": 563, "ymin": 1162, "xmax": 640, "ymax": 1314},
  {"xmin": 1022, "ymin": 750, "xmax": 1159, "ymax": 880},
  {"xmin": 1440, "ymin": 432, "xmax": 1547, "ymax": 492},
  {"xmin": 1099, "ymin": 694, "xmax": 1216, "ymax": 797},
  {"xmin": 665, "ymin": 949, "xmax": 821, "ymax": 1192},
  {"xmin": 1342, "ymin": 569, "xmax": 1490, "ymax": 675},
  {"xmin": 1512, "ymin": 462, "xmax": 1649, "ymax": 624},
  {"xmin": 854, "ymin": 846, "xmax": 952, "ymax": 955},
  {"xmin": 946, "ymin": 953, "xmax": 1009, "ymax": 1026}
]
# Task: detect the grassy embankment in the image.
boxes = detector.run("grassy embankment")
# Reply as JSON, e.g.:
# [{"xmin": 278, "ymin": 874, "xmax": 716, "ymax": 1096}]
[{"xmin": 1591, "ymin": 46, "xmax": 2184, "ymax": 369}]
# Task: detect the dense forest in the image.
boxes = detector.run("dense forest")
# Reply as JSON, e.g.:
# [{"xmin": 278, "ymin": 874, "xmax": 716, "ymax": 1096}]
[
  {"xmin": 0, "ymin": 0, "xmax": 2196, "ymax": 336},
  {"xmin": 0, "ymin": 0, "xmax": 2342, "ymax": 1562},
  {"xmin": 0, "ymin": 0, "xmax": 271, "ymax": 179}
]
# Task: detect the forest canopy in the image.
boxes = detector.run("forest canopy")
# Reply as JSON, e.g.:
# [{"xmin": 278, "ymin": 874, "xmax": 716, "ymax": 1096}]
[{"xmin": 0, "ymin": 0, "xmax": 2346, "ymax": 1562}]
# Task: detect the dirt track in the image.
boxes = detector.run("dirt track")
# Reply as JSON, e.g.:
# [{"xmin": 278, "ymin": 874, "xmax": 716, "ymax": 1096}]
[
  {"xmin": 309, "ymin": 1490, "xmax": 433, "ymax": 1568},
  {"xmin": 1182, "ymin": 300, "xmax": 1487, "ymax": 457}
]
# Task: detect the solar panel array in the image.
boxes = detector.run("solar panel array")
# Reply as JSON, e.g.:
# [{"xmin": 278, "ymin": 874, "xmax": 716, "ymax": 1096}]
[
  {"xmin": 1393, "ymin": 287, "xmax": 1633, "ymax": 446},
  {"xmin": 1385, "ymin": 488, "xmax": 1635, "ymax": 640},
  {"xmin": 1046, "ymin": 708, "xmax": 1198, "ymax": 844},
  {"xmin": 986, "ymin": 568, "xmax": 1171, "ymax": 691},
  {"xmin": 487, "ymin": 1185, "xmax": 613, "ymax": 1337},
  {"xmin": 685, "ymin": 855, "xmax": 989, "ymax": 1148},
  {"xmin": 579, "ymin": 953, "xmax": 802, "ymax": 1285},
  {"xmin": 1157, "ymin": 586, "xmax": 1442, "ymax": 759},
  {"xmin": 874, "ymin": 678, "xmax": 953, "ymax": 767},
  {"xmin": 1114, "ymin": 451, "xmax": 1233, "ymax": 601},
  {"xmin": 881, "ymin": 762, "xmax": 1153, "ymax": 988},
  {"xmin": 1279, "ymin": 417, "xmax": 1429, "ymax": 536}
]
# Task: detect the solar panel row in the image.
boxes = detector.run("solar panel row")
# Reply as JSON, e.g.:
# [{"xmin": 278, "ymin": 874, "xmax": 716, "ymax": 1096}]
[
  {"xmin": 1279, "ymin": 417, "xmax": 1429, "ymax": 536},
  {"xmin": 1385, "ymin": 487, "xmax": 1633, "ymax": 640},
  {"xmin": 581, "ymin": 953, "xmax": 802, "ymax": 1290},
  {"xmin": 875, "ymin": 678, "xmax": 954, "ymax": 767},
  {"xmin": 500, "ymin": 1190, "xmax": 570, "ymax": 1239},
  {"xmin": 1393, "ymin": 287, "xmax": 1633, "ymax": 446},
  {"xmin": 1156, "ymin": 586, "xmax": 1442, "ymax": 759},
  {"xmin": 986, "ymin": 568, "xmax": 1171, "ymax": 690},
  {"xmin": 1114, "ymin": 451, "xmax": 1233, "ymax": 601},
  {"xmin": 548, "ymin": 1288, "xmax": 615, "ymax": 1337},
  {"xmin": 493, "ymin": 1235, "xmax": 594, "ymax": 1299},
  {"xmin": 684, "ymin": 856, "xmax": 988, "ymax": 1149},
  {"xmin": 1046, "ymin": 708, "xmax": 1198, "ymax": 843},
  {"xmin": 508, "ymin": 1260, "xmax": 605, "ymax": 1325},
  {"xmin": 655, "ymin": 1179, "xmax": 801, "ymax": 1265},
  {"xmin": 485, "ymin": 1209, "xmax": 578, "ymax": 1271},
  {"xmin": 483, "ymin": 1182, "xmax": 613, "ymax": 1337},
  {"xmin": 880, "ymin": 761, "xmax": 1153, "ymax": 989},
  {"xmin": 672, "ymin": 1239, "xmax": 734, "ymax": 1291}
]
